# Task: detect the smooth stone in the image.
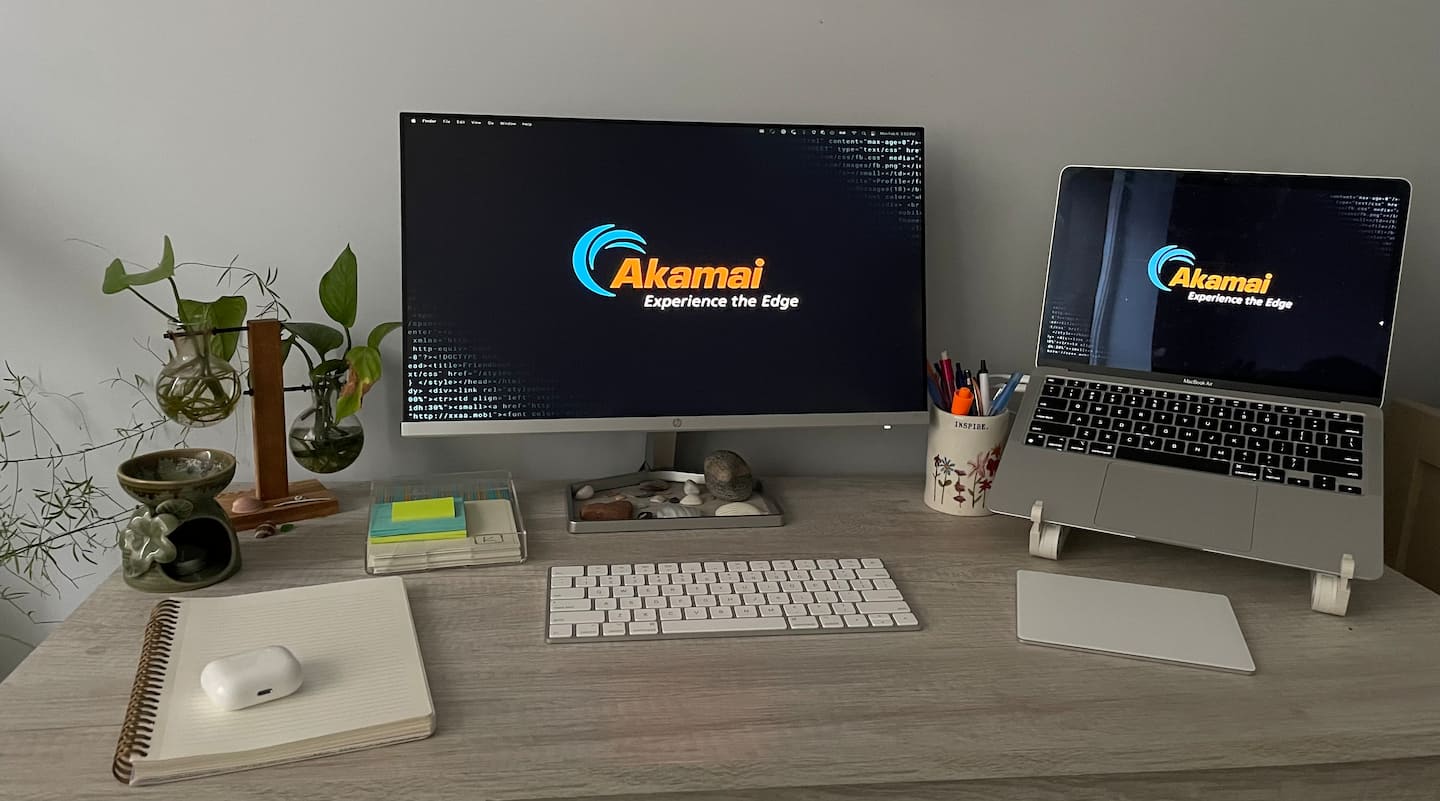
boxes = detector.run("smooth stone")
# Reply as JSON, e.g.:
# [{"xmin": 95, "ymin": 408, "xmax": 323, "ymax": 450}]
[
  {"xmin": 679, "ymin": 494, "xmax": 704, "ymax": 506},
  {"xmin": 231, "ymin": 494, "xmax": 263, "ymax": 513},
  {"xmin": 683, "ymin": 480, "xmax": 703, "ymax": 496},
  {"xmin": 715, "ymin": 501, "xmax": 763, "ymax": 516},
  {"xmin": 704, "ymin": 450, "xmax": 754, "ymax": 501},
  {"xmin": 650, "ymin": 495, "xmax": 670, "ymax": 504},
  {"xmin": 573, "ymin": 484, "xmax": 595, "ymax": 500},
  {"xmin": 639, "ymin": 479, "xmax": 670, "ymax": 492},
  {"xmin": 653, "ymin": 505, "xmax": 701, "ymax": 519},
  {"xmin": 579, "ymin": 499, "xmax": 633, "ymax": 521}
]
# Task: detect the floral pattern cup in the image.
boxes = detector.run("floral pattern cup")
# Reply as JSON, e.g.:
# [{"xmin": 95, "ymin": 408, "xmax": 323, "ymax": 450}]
[{"xmin": 924, "ymin": 406, "xmax": 1012, "ymax": 516}]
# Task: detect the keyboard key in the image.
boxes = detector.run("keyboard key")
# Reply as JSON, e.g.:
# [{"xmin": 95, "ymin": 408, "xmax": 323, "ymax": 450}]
[
  {"xmin": 1232, "ymin": 463, "xmax": 1260, "ymax": 480},
  {"xmin": 1313, "ymin": 475, "xmax": 1337, "ymax": 491},
  {"xmin": 1309, "ymin": 460, "xmax": 1362, "ymax": 480},
  {"xmin": 1287, "ymin": 477, "xmax": 1310, "ymax": 487},
  {"xmin": 843, "ymin": 614, "xmax": 871, "ymax": 628},
  {"xmin": 551, "ymin": 587, "xmax": 586, "ymax": 600},
  {"xmin": 1283, "ymin": 456, "xmax": 1304, "ymax": 471},
  {"xmin": 1328, "ymin": 420, "xmax": 1363, "ymax": 436},
  {"xmin": 1164, "ymin": 440, "xmax": 1185, "ymax": 454},
  {"xmin": 576, "ymin": 623, "xmax": 600, "ymax": 637},
  {"xmin": 1186, "ymin": 442, "xmax": 1208, "ymax": 457},
  {"xmin": 1066, "ymin": 440, "xmax": 1088, "ymax": 453},
  {"xmin": 601, "ymin": 623, "xmax": 627, "ymax": 636},
  {"xmin": 869, "ymin": 614, "xmax": 896, "ymax": 627},
  {"xmin": 857, "ymin": 601, "xmax": 912, "ymax": 614},
  {"xmin": 1322, "ymin": 447, "xmax": 1363, "ymax": 465},
  {"xmin": 1088, "ymin": 442, "xmax": 1116, "ymax": 457},
  {"xmin": 662, "ymin": 616, "xmax": 788, "ymax": 635},
  {"xmin": 1259, "ymin": 453, "xmax": 1280, "ymax": 468},
  {"xmin": 819, "ymin": 615, "xmax": 845, "ymax": 628},
  {"xmin": 1210, "ymin": 446, "xmax": 1233, "ymax": 461},
  {"xmin": 1115, "ymin": 446, "xmax": 1230, "ymax": 475},
  {"xmin": 1339, "ymin": 484, "xmax": 1362, "ymax": 495},
  {"xmin": 552, "ymin": 599, "xmax": 593, "ymax": 612},
  {"xmin": 1262, "ymin": 467, "xmax": 1285, "ymax": 483},
  {"xmin": 552, "ymin": 566, "xmax": 585, "ymax": 577},
  {"xmin": 549, "ymin": 624, "xmax": 573, "ymax": 639}
]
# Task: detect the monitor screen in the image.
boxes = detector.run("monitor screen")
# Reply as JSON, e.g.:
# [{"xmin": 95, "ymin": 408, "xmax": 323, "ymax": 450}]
[
  {"xmin": 400, "ymin": 114, "xmax": 926, "ymax": 433},
  {"xmin": 1038, "ymin": 167, "xmax": 1410, "ymax": 404}
]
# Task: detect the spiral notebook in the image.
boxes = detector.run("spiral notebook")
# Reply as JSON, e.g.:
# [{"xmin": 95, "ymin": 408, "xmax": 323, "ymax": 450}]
[{"xmin": 113, "ymin": 577, "xmax": 435, "ymax": 785}]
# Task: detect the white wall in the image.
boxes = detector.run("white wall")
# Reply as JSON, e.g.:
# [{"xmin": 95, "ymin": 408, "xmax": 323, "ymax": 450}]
[{"xmin": 2, "ymin": 0, "xmax": 1438, "ymax": 664}]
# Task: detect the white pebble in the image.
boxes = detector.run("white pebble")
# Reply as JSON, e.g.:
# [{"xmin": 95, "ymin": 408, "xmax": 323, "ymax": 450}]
[
  {"xmin": 573, "ymin": 484, "xmax": 595, "ymax": 500},
  {"xmin": 679, "ymin": 494, "xmax": 703, "ymax": 506},
  {"xmin": 683, "ymin": 480, "xmax": 703, "ymax": 496},
  {"xmin": 715, "ymin": 501, "xmax": 763, "ymax": 516}
]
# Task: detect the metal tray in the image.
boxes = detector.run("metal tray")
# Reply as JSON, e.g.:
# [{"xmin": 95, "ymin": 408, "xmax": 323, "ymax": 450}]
[{"xmin": 566, "ymin": 470, "xmax": 784, "ymax": 533}]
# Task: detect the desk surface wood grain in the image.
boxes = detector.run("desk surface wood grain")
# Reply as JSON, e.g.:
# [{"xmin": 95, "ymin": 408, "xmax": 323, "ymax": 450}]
[{"xmin": 3, "ymin": 477, "xmax": 1440, "ymax": 800}]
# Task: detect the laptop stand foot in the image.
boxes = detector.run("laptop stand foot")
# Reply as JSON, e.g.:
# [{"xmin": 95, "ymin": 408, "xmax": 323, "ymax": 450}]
[
  {"xmin": 1028, "ymin": 500, "xmax": 1069, "ymax": 560},
  {"xmin": 1310, "ymin": 554, "xmax": 1355, "ymax": 616}
]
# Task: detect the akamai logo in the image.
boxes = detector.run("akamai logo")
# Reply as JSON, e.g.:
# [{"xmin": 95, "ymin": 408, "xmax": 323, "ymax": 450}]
[
  {"xmin": 1147, "ymin": 244, "xmax": 1273, "ymax": 295},
  {"xmin": 571, "ymin": 223, "xmax": 765, "ymax": 297},
  {"xmin": 572, "ymin": 224, "xmax": 647, "ymax": 298}
]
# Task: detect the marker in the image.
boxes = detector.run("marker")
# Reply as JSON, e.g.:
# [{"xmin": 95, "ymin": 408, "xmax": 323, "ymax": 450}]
[
  {"xmin": 977, "ymin": 360, "xmax": 992, "ymax": 416},
  {"xmin": 951, "ymin": 387, "xmax": 974, "ymax": 416},
  {"xmin": 990, "ymin": 371, "xmax": 1024, "ymax": 414}
]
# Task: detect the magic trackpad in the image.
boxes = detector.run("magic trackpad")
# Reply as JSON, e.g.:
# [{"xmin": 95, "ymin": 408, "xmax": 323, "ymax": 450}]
[{"xmin": 1094, "ymin": 462, "xmax": 1256, "ymax": 553}]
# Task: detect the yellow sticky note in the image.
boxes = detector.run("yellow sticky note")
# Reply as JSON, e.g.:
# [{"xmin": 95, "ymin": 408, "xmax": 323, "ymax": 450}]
[{"xmin": 390, "ymin": 497, "xmax": 457, "ymax": 522}]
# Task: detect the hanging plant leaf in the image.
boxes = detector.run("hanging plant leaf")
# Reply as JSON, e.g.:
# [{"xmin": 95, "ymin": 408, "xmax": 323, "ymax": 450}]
[
  {"xmin": 366, "ymin": 321, "xmax": 401, "ymax": 350},
  {"xmin": 319, "ymin": 245, "xmax": 358, "ymax": 328},
  {"xmin": 335, "ymin": 345, "xmax": 381, "ymax": 420},
  {"xmin": 177, "ymin": 295, "xmax": 247, "ymax": 360},
  {"xmin": 100, "ymin": 235, "xmax": 177, "ymax": 293},
  {"xmin": 283, "ymin": 322, "xmax": 345, "ymax": 360}
]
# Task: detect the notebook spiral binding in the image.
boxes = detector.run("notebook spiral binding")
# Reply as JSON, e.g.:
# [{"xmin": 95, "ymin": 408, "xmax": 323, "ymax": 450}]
[{"xmin": 112, "ymin": 599, "xmax": 183, "ymax": 784}]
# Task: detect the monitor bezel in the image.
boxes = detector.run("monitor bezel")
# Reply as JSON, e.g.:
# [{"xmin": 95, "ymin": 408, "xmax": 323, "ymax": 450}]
[
  {"xmin": 398, "ymin": 112, "xmax": 929, "ymax": 435},
  {"xmin": 1032, "ymin": 165, "xmax": 1412, "ymax": 407}
]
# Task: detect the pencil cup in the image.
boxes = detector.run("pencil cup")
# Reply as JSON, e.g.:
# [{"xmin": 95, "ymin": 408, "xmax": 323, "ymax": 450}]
[{"xmin": 924, "ymin": 407, "xmax": 1013, "ymax": 517}]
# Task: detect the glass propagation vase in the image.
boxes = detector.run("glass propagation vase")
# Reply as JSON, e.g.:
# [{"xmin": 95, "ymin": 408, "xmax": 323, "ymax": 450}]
[
  {"xmin": 155, "ymin": 327, "xmax": 242, "ymax": 428},
  {"xmin": 289, "ymin": 370, "xmax": 364, "ymax": 473}
]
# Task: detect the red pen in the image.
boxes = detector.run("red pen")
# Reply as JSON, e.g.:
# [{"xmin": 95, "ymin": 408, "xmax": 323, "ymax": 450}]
[{"xmin": 940, "ymin": 351, "xmax": 956, "ymax": 402}]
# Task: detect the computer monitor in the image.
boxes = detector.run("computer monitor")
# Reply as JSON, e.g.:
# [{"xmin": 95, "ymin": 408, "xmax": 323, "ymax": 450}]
[{"xmin": 399, "ymin": 114, "xmax": 926, "ymax": 436}]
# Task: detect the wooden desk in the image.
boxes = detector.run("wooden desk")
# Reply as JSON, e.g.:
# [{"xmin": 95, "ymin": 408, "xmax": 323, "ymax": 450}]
[{"xmin": 3, "ymin": 477, "xmax": 1440, "ymax": 800}]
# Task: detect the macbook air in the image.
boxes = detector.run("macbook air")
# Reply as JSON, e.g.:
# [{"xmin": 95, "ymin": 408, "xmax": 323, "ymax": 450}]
[{"xmin": 989, "ymin": 166, "xmax": 1411, "ymax": 580}]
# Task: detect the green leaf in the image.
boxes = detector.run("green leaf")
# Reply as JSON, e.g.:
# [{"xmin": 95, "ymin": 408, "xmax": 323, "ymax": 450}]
[
  {"xmin": 335, "ymin": 345, "xmax": 381, "ymax": 420},
  {"xmin": 177, "ymin": 295, "xmax": 247, "ymax": 360},
  {"xmin": 366, "ymin": 321, "xmax": 401, "ymax": 350},
  {"xmin": 100, "ymin": 236, "xmax": 177, "ymax": 293},
  {"xmin": 283, "ymin": 322, "xmax": 345, "ymax": 360},
  {"xmin": 319, "ymin": 245, "xmax": 358, "ymax": 328}
]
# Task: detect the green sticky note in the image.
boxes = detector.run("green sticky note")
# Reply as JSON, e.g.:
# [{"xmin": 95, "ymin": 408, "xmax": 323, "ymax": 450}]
[{"xmin": 391, "ymin": 497, "xmax": 459, "ymax": 522}]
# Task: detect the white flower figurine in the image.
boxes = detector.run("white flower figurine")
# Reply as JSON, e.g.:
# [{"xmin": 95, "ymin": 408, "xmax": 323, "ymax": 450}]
[{"xmin": 121, "ymin": 510, "xmax": 180, "ymax": 578}]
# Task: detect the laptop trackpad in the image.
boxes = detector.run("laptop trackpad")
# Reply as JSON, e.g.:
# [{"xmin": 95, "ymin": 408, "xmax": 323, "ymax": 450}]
[{"xmin": 1094, "ymin": 462, "xmax": 1256, "ymax": 553}]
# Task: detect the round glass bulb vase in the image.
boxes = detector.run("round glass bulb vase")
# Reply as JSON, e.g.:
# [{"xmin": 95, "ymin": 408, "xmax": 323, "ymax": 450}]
[
  {"xmin": 289, "ymin": 370, "xmax": 364, "ymax": 473},
  {"xmin": 155, "ymin": 327, "xmax": 242, "ymax": 428}
]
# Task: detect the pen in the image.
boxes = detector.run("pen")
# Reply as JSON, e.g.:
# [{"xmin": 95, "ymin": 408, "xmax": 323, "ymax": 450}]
[
  {"xmin": 965, "ymin": 370, "xmax": 981, "ymax": 414},
  {"xmin": 977, "ymin": 360, "xmax": 991, "ymax": 416},
  {"xmin": 990, "ymin": 371, "xmax": 1024, "ymax": 414},
  {"xmin": 925, "ymin": 365, "xmax": 947, "ymax": 409},
  {"xmin": 951, "ymin": 387, "xmax": 974, "ymax": 416},
  {"xmin": 939, "ymin": 352, "xmax": 956, "ymax": 403}
]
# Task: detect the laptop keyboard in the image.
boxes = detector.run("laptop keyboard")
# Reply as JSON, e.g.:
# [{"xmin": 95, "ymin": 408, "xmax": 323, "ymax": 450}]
[{"xmin": 1023, "ymin": 376, "xmax": 1366, "ymax": 494}]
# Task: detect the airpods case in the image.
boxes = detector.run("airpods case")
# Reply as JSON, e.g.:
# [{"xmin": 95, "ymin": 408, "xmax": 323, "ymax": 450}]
[{"xmin": 200, "ymin": 645, "xmax": 303, "ymax": 711}]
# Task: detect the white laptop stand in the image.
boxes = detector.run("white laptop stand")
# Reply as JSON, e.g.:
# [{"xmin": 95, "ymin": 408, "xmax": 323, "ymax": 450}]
[{"xmin": 1027, "ymin": 499, "xmax": 1355, "ymax": 616}]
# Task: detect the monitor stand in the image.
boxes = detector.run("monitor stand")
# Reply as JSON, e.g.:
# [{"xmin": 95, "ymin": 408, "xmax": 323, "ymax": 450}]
[{"xmin": 643, "ymin": 431, "xmax": 677, "ymax": 471}]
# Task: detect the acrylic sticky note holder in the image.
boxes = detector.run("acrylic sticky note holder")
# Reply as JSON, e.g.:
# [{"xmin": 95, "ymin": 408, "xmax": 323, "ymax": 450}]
[{"xmin": 366, "ymin": 470, "xmax": 527, "ymax": 574}]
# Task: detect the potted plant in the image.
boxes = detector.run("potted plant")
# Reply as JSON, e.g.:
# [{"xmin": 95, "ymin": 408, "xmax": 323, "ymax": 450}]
[
  {"xmin": 100, "ymin": 236, "xmax": 282, "ymax": 428},
  {"xmin": 282, "ymin": 246, "xmax": 399, "ymax": 473}
]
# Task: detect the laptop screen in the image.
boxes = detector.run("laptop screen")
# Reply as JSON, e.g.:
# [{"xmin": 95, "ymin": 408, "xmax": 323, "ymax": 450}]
[{"xmin": 1037, "ymin": 167, "xmax": 1410, "ymax": 404}]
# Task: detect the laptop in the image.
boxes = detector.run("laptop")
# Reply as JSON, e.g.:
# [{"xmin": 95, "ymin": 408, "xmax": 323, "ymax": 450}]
[{"xmin": 988, "ymin": 167, "xmax": 1411, "ymax": 580}]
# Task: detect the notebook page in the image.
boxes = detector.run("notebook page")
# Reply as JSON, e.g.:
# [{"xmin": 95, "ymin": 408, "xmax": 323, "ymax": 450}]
[{"xmin": 147, "ymin": 577, "xmax": 432, "ymax": 761}]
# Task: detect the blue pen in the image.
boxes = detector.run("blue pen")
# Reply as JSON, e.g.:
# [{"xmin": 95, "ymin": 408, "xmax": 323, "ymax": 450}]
[
  {"xmin": 926, "ymin": 377, "xmax": 947, "ymax": 409},
  {"xmin": 989, "ymin": 371, "xmax": 1024, "ymax": 414}
]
